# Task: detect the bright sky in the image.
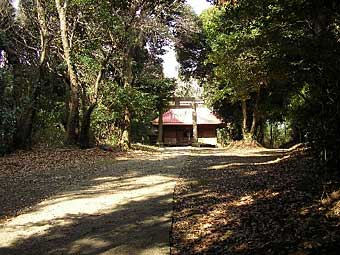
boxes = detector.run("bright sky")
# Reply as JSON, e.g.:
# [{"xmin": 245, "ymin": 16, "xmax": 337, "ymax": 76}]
[
  {"xmin": 186, "ymin": 0, "xmax": 212, "ymax": 16},
  {"xmin": 162, "ymin": 0, "xmax": 212, "ymax": 78},
  {"xmin": 12, "ymin": 0, "xmax": 19, "ymax": 9}
]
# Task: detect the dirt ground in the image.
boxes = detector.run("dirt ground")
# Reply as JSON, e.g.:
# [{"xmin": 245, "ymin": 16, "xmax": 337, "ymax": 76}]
[
  {"xmin": 0, "ymin": 148, "xmax": 190, "ymax": 255},
  {"xmin": 0, "ymin": 146, "xmax": 339, "ymax": 255},
  {"xmin": 172, "ymin": 148, "xmax": 340, "ymax": 255}
]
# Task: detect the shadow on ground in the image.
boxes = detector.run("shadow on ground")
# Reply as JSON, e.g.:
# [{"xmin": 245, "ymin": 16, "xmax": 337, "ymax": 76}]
[
  {"xmin": 1, "ymin": 194, "xmax": 172, "ymax": 255},
  {"xmin": 171, "ymin": 149, "xmax": 340, "ymax": 255},
  {"xmin": 1, "ymin": 148, "xmax": 339, "ymax": 255},
  {"xmin": 0, "ymin": 151, "xmax": 190, "ymax": 255}
]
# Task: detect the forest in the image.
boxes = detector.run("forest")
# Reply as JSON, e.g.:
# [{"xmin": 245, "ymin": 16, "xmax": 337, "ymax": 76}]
[
  {"xmin": 1, "ymin": 1, "xmax": 340, "ymax": 254},
  {"xmin": 1, "ymin": 0, "xmax": 340, "ymax": 170}
]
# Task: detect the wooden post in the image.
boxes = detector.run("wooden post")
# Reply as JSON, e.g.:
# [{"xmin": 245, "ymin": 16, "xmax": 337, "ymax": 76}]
[
  {"xmin": 157, "ymin": 108, "xmax": 164, "ymax": 147},
  {"xmin": 192, "ymin": 101, "xmax": 198, "ymax": 146}
]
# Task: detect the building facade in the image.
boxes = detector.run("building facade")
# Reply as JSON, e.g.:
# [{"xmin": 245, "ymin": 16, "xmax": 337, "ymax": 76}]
[{"xmin": 152, "ymin": 98, "xmax": 223, "ymax": 146}]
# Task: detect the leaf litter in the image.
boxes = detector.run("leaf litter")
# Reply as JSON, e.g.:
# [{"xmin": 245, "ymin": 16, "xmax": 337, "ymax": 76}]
[
  {"xmin": 0, "ymin": 146, "xmax": 339, "ymax": 255},
  {"xmin": 0, "ymin": 147, "xmax": 155, "ymax": 222},
  {"xmin": 171, "ymin": 147, "xmax": 340, "ymax": 255}
]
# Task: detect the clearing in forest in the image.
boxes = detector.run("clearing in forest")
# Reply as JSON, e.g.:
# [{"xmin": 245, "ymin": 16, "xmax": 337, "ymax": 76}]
[{"xmin": 0, "ymin": 146, "xmax": 339, "ymax": 255}]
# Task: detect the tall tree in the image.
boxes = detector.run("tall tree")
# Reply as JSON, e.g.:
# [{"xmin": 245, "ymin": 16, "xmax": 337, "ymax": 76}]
[
  {"xmin": 15, "ymin": 0, "xmax": 51, "ymax": 148},
  {"xmin": 55, "ymin": 0, "xmax": 79, "ymax": 145},
  {"xmin": 106, "ymin": 0, "xmax": 185, "ymax": 150},
  {"xmin": 0, "ymin": 0, "xmax": 55, "ymax": 149}
]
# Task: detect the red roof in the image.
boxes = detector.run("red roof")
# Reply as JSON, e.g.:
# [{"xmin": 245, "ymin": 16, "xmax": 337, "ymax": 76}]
[{"xmin": 152, "ymin": 107, "xmax": 223, "ymax": 126}]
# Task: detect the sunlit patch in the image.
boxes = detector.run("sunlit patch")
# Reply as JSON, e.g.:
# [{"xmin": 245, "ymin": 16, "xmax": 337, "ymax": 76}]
[
  {"xmin": 231, "ymin": 195, "xmax": 254, "ymax": 207},
  {"xmin": 207, "ymin": 154, "xmax": 291, "ymax": 170},
  {"xmin": 93, "ymin": 176, "xmax": 120, "ymax": 181},
  {"xmin": 330, "ymin": 201, "xmax": 340, "ymax": 217},
  {"xmin": 252, "ymin": 190, "xmax": 280, "ymax": 201},
  {"xmin": 0, "ymin": 175, "xmax": 176, "ymax": 248},
  {"xmin": 181, "ymin": 191, "xmax": 204, "ymax": 198},
  {"xmin": 257, "ymin": 154, "xmax": 291, "ymax": 164},
  {"xmin": 179, "ymin": 199, "xmax": 238, "ymax": 254},
  {"xmin": 299, "ymin": 207, "xmax": 311, "ymax": 216},
  {"xmin": 265, "ymin": 191, "xmax": 280, "ymax": 198},
  {"xmin": 141, "ymin": 215, "xmax": 170, "ymax": 225},
  {"xmin": 165, "ymin": 165, "xmax": 176, "ymax": 169},
  {"xmin": 182, "ymin": 202, "xmax": 234, "ymax": 242},
  {"xmin": 220, "ymin": 230, "xmax": 233, "ymax": 240},
  {"xmin": 208, "ymin": 162, "xmax": 248, "ymax": 170},
  {"xmin": 243, "ymin": 170, "xmax": 258, "ymax": 176}
]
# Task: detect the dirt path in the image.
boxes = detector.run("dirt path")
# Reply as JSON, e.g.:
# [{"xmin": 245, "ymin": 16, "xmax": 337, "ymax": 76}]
[
  {"xmin": 1, "ymin": 147, "xmax": 338, "ymax": 255},
  {"xmin": 0, "ymin": 148, "xmax": 191, "ymax": 255}
]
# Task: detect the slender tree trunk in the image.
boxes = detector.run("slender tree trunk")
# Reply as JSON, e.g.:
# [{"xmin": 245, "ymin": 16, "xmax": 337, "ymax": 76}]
[
  {"xmin": 250, "ymin": 89, "xmax": 260, "ymax": 138},
  {"xmin": 36, "ymin": 0, "xmax": 48, "ymax": 68},
  {"xmin": 157, "ymin": 108, "xmax": 164, "ymax": 146},
  {"xmin": 79, "ymin": 53, "xmax": 110, "ymax": 148},
  {"xmin": 13, "ymin": 0, "xmax": 49, "ymax": 149},
  {"xmin": 26, "ymin": 0, "xmax": 49, "ymax": 146},
  {"xmin": 121, "ymin": 107, "xmax": 131, "ymax": 150},
  {"xmin": 241, "ymin": 99, "xmax": 250, "ymax": 140},
  {"xmin": 192, "ymin": 101, "xmax": 198, "ymax": 146},
  {"xmin": 120, "ymin": 54, "xmax": 133, "ymax": 150},
  {"xmin": 270, "ymin": 122, "xmax": 273, "ymax": 148},
  {"xmin": 55, "ymin": 0, "xmax": 79, "ymax": 145}
]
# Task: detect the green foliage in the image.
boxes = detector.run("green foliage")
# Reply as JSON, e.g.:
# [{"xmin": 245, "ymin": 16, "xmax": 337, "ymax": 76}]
[
  {"xmin": 174, "ymin": 4, "xmax": 210, "ymax": 79},
  {"xmin": 216, "ymin": 127, "xmax": 232, "ymax": 147},
  {"xmin": 263, "ymin": 121, "xmax": 293, "ymax": 149},
  {"xmin": 271, "ymin": 0, "xmax": 340, "ymax": 170},
  {"xmin": 33, "ymin": 126, "xmax": 65, "ymax": 148},
  {"xmin": 91, "ymin": 104, "xmax": 120, "ymax": 145},
  {"xmin": 89, "ymin": 72, "xmax": 176, "ymax": 145},
  {"xmin": 0, "ymin": 70, "xmax": 15, "ymax": 154},
  {"xmin": 131, "ymin": 78, "xmax": 176, "ymax": 143},
  {"xmin": 0, "ymin": 0, "xmax": 184, "ymax": 152},
  {"xmin": 32, "ymin": 99, "xmax": 66, "ymax": 148},
  {"xmin": 5, "ymin": 0, "xmax": 338, "ymax": 175},
  {"xmin": 201, "ymin": 5, "xmax": 268, "ymax": 99},
  {"xmin": 175, "ymin": 0, "xmax": 340, "ymax": 171}
]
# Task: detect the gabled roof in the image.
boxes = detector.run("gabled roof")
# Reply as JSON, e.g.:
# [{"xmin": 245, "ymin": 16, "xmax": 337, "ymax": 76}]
[{"xmin": 152, "ymin": 106, "xmax": 223, "ymax": 126}]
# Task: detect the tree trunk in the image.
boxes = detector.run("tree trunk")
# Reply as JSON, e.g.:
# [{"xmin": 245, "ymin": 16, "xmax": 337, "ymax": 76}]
[
  {"xmin": 241, "ymin": 99, "xmax": 251, "ymax": 140},
  {"xmin": 79, "ymin": 103, "xmax": 96, "ymax": 149},
  {"xmin": 120, "ymin": 52, "xmax": 133, "ymax": 150},
  {"xmin": 270, "ymin": 122, "xmax": 273, "ymax": 148},
  {"xmin": 121, "ymin": 107, "xmax": 131, "ymax": 151},
  {"xmin": 55, "ymin": 0, "xmax": 79, "ymax": 145},
  {"xmin": 157, "ymin": 108, "xmax": 164, "ymax": 146},
  {"xmin": 13, "ymin": 0, "xmax": 49, "ymax": 149},
  {"xmin": 257, "ymin": 118, "xmax": 265, "ymax": 144},
  {"xmin": 250, "ymin": 89, "xmax": 260, "ymax": 138},
  {"xmin": 36, "ymin": 0, "xmax": 49, "ymax": 68},
  {"xmin": 78, "ymin": 53, "xmax": 110, "ymax": 149},
  {"xmin": 13, "ymin": 110, "xmax": 33, "ymax": 149},
  {"xmin": 192, "ymin": 101, "xmax": 198, "ymax": 146}
]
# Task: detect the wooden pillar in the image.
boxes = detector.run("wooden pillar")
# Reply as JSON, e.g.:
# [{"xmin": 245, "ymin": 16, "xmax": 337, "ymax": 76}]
[
  {"xmin": 192, "ymin": 101, "xmax": 198, "ymax": 146},
  {"xmin": 157, "ymin": 109, "xmax": 164, "ymax": 147}
]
